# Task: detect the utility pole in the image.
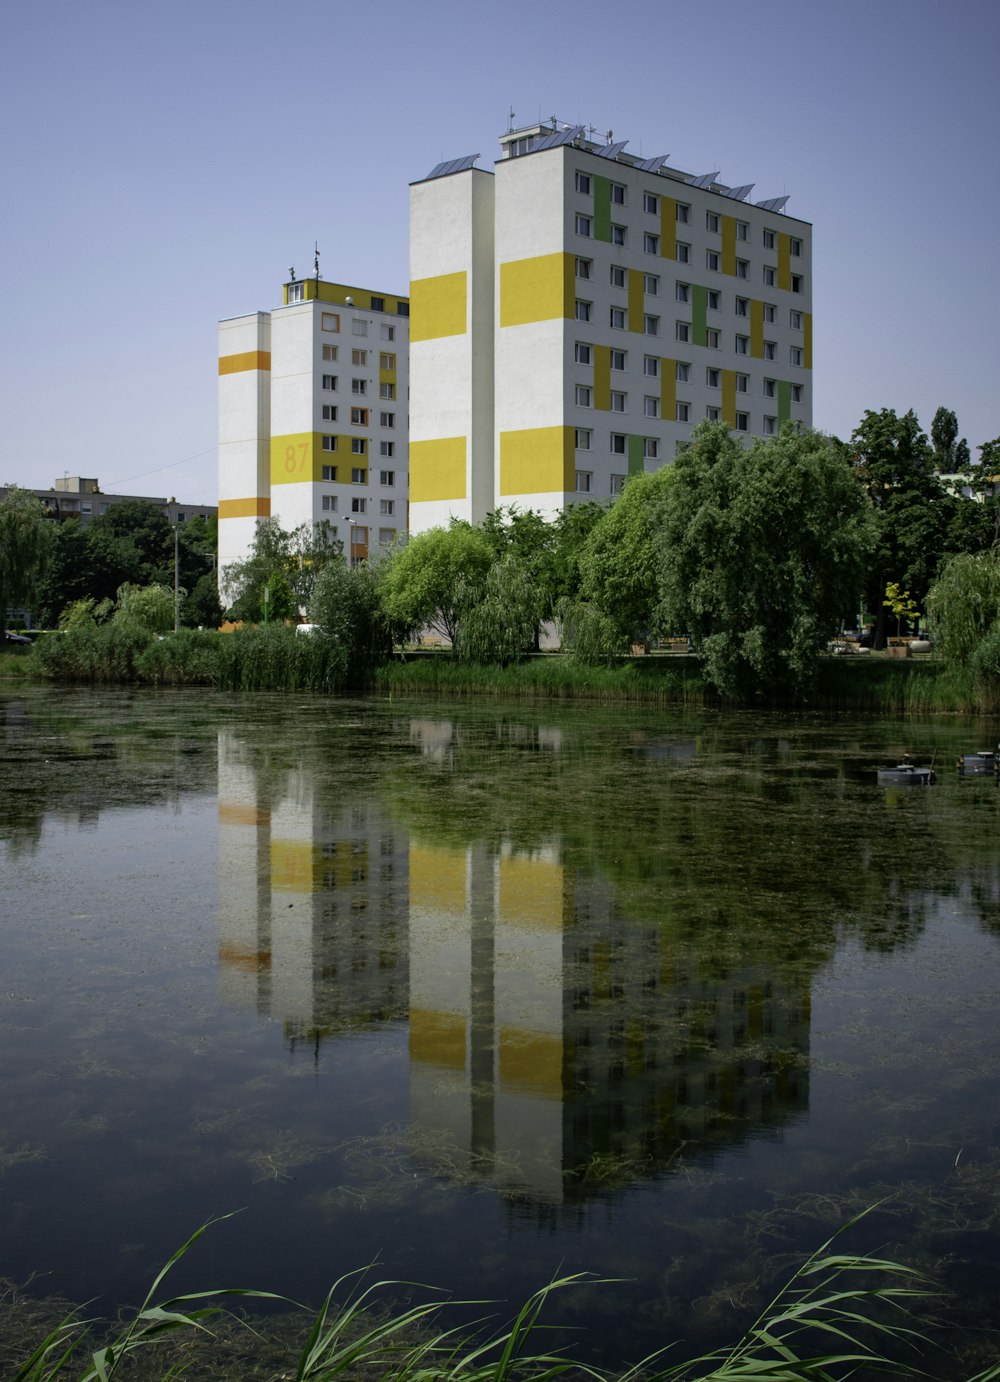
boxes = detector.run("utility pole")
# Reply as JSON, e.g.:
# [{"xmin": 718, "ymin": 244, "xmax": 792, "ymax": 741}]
[{"xmin": 173, "ymin": 525, "xmax": 180, "ymax": 634}]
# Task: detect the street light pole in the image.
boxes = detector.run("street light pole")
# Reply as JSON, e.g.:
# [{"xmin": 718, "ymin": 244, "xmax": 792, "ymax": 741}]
[{"xmin": 173, "ymin": 524, "xmax": 180, "ymax": 634}]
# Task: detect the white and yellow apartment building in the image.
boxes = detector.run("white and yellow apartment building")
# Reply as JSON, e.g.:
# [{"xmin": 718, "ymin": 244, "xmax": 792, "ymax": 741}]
[
  {"xmin": 409, "ymin": 120, "xmax": 812, "ymax": 532},
  {"xmin": 217, "ymin": 280, "xmax": 409, "ymax": 589}
]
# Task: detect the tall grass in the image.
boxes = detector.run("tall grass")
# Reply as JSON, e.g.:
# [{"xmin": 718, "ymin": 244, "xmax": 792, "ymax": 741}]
[
  {"xmin": 379, "ymin": 655, "xmax": 709, "ymax": 704},
  {"xmin": 8, "ymin": 1213, "xmax": 994, "ymax": 1382}
]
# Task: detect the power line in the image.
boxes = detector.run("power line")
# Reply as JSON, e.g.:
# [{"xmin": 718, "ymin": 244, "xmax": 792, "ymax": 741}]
[{"xmin": 105, "ymin": 446, "xmax": 216, "ymax": 490}]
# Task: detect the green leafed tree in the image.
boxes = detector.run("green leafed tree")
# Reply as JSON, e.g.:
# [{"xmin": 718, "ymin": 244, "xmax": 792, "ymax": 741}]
[
  {"xmin": 657, "ymin": 422, "xmax": 875, "ymax": 699},
  {"xmin": 309, "ymin": 557, "xmax": 391, "ymax": 683},
  {"xmin": 925, "ymin": 550, "xmax": 1000, "ymax": 665},
  {"xmin": 930, "ymin": 406, "xmax": 958, "ymax": 471},
  {"xmin": 113, "ymin": 582, "xmax": 177, "ymax": 634},
  {"xmin": 457, "ymin": 554, "xmax": 545, "ymax": 665},
  {"xmin": 378, "ymin": 522, "xmax": 494, "ymax": 649},
  {"xmin": 221, "ymin": 518, "xmax": 341, "ymax": 622},
  {"xmin": 0, "ymin": 485, "xmax": 54, "ymax": 637}
]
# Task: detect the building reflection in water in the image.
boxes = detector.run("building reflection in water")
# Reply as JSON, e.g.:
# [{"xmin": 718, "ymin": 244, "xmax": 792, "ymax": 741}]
[{"xmin": 217, "ymin": 721, "xmax": 810, "ymax": 1204}]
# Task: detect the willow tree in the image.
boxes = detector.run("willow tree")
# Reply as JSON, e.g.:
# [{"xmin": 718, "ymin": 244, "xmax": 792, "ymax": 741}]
[{"xmin": 0, "ymin": 486, "xmax": 53, "ymax": 637}]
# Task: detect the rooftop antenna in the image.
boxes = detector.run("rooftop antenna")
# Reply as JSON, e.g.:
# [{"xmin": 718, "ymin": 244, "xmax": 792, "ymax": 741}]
[
  {"xmin": 314, "ymin": 242, "xmax": 321, "ymax": 282},
  {"xmin": 588, "ymin": 125, "xmax": 597, "ymax": 138},
  {"xmin": 507, "ymin": 107, "xmax": 516, "ymax": 131},
  {"xmin": 550, "ymin": 113, "xmax": 557, "ymax": 128},
  {"xmin": 606, "ymin": 129, "xmax": 613, "ymax": 144},
  {"xmin": 289, "ymin": 266, "xmax": 296, "ymax": 282}
]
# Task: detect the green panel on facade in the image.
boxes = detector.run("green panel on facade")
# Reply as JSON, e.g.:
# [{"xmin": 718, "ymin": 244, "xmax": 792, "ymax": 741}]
[
  {"xmin": 778, "ymin": 380, "xmax": 791, "ymax": 424},
  {"xmin": 593, "ymin": 176, "xmax": 612, "ymax": 243},
  {"xmin": 627, "ymin": 434, "xmax": 644, "ymax": 477},
  {"xmin": 691, "ymin": 285, "xmax": 707, "ymax": 347}
]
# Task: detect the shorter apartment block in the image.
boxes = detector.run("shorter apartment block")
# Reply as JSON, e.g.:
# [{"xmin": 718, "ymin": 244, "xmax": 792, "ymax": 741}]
[{"xmin": 218, "ymin": 278, "xmax": 409, "ymax": 591}]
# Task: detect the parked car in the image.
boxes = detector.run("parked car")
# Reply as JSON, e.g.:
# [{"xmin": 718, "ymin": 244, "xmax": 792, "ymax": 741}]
[{"xmin": 4, "ymin": 631, "xmax": 32, "ymax": 645}]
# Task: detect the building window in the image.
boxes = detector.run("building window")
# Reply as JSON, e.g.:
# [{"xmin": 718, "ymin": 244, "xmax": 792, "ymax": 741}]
[
  {"xmin": 322, "ymin": 465, "xmax": 337, "ymax": 481},
  {"xmin": 706, "ymin": 211, "xmax": 720, "ymax": 232},
  {"xmin": 322, "ymin": 494, "xmax": 338, "ymax": 511},
  {"xmin": 611, "ymin": 349, "xmax": 626, "ymax": 370},
  {"xmin": 643, "ymin": 355, "xmax": 659, "ymax": 377},
  {"xmin": 610, "ymin": 473, "xmax": 626, "ymax": 494},
  {"xmin": 763, "ymin": 378, "xmax": 776, "ymax": 398},
  {"xmin": 610, "ymin": 181, "xmax": 626, "ymax": 205},
  {"xmin": 764, "ymin": 303, "xmax": 776, "ymax": 323},
  {"xmin": 575, "ymin": 341, "xmax": 592, "ymax": 364},
  {"xmin": 379, "ymin": 382, "xmax": 395, "ymax": 399},
  {"xmin": 380, "ymin": 411, "xmax": 394, "ymax": 427},
  {"xmin": 380, "ymin": 469, "xmax": 395, "ymax": 485},
  {"xmin": 610, "ymin": 306, "xmax": 626, "ymax": 329},
  {"xmin": 706, "ymin": 406, "xmax": 721, "ymax": 421},
  {"xmin": 763, "ymin": 416, "xmax": 777, "ymax": 435},
  {"xmin": 706, "ymin": 328, "xmax": 720, "ymax": 349},
  {"xmin": 367, "ymin": 295, "xmax": 383, "ymax": 312},
  {"xmin": 707, "ymin": 289, "xmax": 720, "ymax": 310},
  {"xmin": 644, "ymin": 437, "xmax": 659, "ymax": 459},
  {"xmin": 575, "ymin": 171, "xmax": 591, "ymax": 194},
  {"xmin": 791, "ymin": 274, "xmax": 803, "ymax": 294},
  {"xmin": 575, "ymin": 384, "xmax": 593, "ymax": 407},
  {"xmin": 790, "ymin": 345, "xmax": 803, "ymax": 366},
  {"xmin": 610, "ymin": 390, "xmax": 626, "ymax": 412},
  {"xmin": 643, "ymin": 192, "xmax": 659, "ymax": 214},
  {"xmin": 350, "ymin": 407, "xmax": 368, "ymax": 425},
  {"xmin": 763, "ymin": 229, "xmax": 775, "ymax": 249},
  {"xmin": 737, "ymin": 221, "xmax": 748, "ymax": 241},
  {"xmin": 380, "ymin": 441, "xmax": 394, "ymax": 458},
  {"xmin": 351, "ymin": 439, "xmax": 367, "ymax": 456},
  {"xmin": 706, "ymin": 250, "xmax": 720, "ymax": 271},
  {"xmin": 736, "ymin": 373, "xmax": 749, "ymax": 393},
  {"xmin": 352, "ymin": 378, "xmax": 367, "ymax": 396},
  {"xmin": 791, "ymin": 384, "xmax": 803, "ymax": 402},
  {"xmin": 735, "ymin": 412, "xmax": 749, "ymax": 432},
  {"xmin": 676, "ymin": 242, "xmax": 690, "ymax": 263},
  {"xmin": 288, "ymin": 283, "xmax": 305, "ymax": 303},
  {"xmin": 676, "ymin": 202, "xmax": 690, "ymax": 223},
  {"xmin": 379, "ymin": 527, "xmax": 396, "ymax": 545},
  {"xmin": 735, "ymin": 335, "xmax": 749, "ymax": 354},
  {"xmin": 352, "ymin": 349, "xmax": 367, "ymax": 366},
  {"xmin": 396, "ymin": 302, "xmax": 409, "ymax": 316},
  {"xmin": 322, "ymin": 434, "xmax": 338, "ymax": 451},
  {"xmin": 707, "ymin": 367, "xmax": 720, "ymax": 388},
  {"xmin": 576, "ymin": 256, "xmax": 592, "ymax": 279},
  {"xmin": 352, "ymin": 319, "xmax": 368, "ymax": 336},
  {"xmin": 380, "ymin": 498, "xmax": 394, "ymax": 515},
  {"xmin": 351, "ymin": 466, "xmax": 367, "ymax": 483},
  {"xmin": 790, "ymin": 237, "xmax": 803, "ymax": 257},
  {"xmin": 321, "ymin": 312, "xmax": 339, "ymax": 331},
  {"xmin": 736, "ymin": 259, "xmax": 749, "ymax": 279},
  {"xmin": 351, "ymin": 496, "xmax": 367, "ymax": 513},
  {"xmin": 676, "ymin": 402, "xmax": 690, "ymax": 422},
  {"xmin": 575, "ymin": 470, "xmax": 592, "ymax": 492},
  {"xmin": 322, "ymin": 404, "xmax": 338, "ymax": 421},
  {"xmin": 644, "ymin": 273, "xmax": 659, "ymax": 295},
  {"xmin": 644, "ymin": 395, "xmax": 659, "ymax": 417},
  {"xmin": 675, "ymin": 361, "xmax": 690, "ymax": 382},
  {"xmin": 576, "ymin": 299, "xmax": 592, "ymax": 321},
  {"xmin": 610, "ymin": 433, "xmax": 627, "ymax": 454},
  {"xmin": 676, "ymin": 321, "xmax": 690, "ymax": 342},
  {"xmin": 644, "ymin": 232, "xmax": 659, "ymax": 255},
  {"xmin": 611, "ymin": 224, "xmax": 626, "ymax": 246},
  {"xmin": 790, "ymin": 309, "xmax": 802, "ymax": 329},
  {"xmin": 575, "ymin": 214, "xmax": 592, "ymax": 237},
  {"xmin": 379, "ymin": 352, "xmax": 395, "ymax": 371},
  {"xmin": 644, "ymin": 314, "xmax": 660, "ymax": 336},
  {"xmin": 610, "ymin": 264, "xmax": 626, "ymax": 287},
  {"xmin": 322, "ymin": 344, "xmax": 338, "ymax": 361},
  {"xmin": 675, "ymin": 282, "xmax": 690, "ymax": 303},
  {"xmin": 763, "ymin": 266, "xmax": 776, "ymax": 287},
  {"xmin": 575, "ymin": 428, "xmax": 592, "ymax": 450},
  {"xmin": 764, "ymin": 341, "xmax": 776, "ymax": 360},
  {"xmin": 735, "ymin": 296, "xmax": 748, "ymax": 317},
  {"xmin": 322, "ymin": 374, "xmax": 337, "ymax": 390},
  {"xmin": 381, "ymin": 324, "xmax": 395, "ymax": 340}
]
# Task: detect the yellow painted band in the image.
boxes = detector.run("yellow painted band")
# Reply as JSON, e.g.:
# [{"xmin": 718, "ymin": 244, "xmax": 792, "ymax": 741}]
[
  {"xmin": 660, "ymin": 358, "xmax": 676, "ymax": 420},
  {"xmin": 594, "ymin": 345, "xmax": 611, "ymax": 410},
  {"xmin": 721, "ymin": 217, "xmax": 737, "ymax": 276},
  {"xmin": 499, "ymin": 252, "xmax": 574, "ymax": 326},
  {"xmin": 499, "ymin": 426, "xmax": 574, "ymax": 497},
  {"xmin": 287, "ymin": 281, "xmax": 408, "ymax": 313},
  {"xmin": 803, "ymin": 313, "xmax": 813, "ymax": 369},
  {"xmin": 498, "ymin": 1028, "xmax": 563, "ymax": 1098},
  {"xmin": 218, "ymin": 351, "xmax": 271, "ymax": 374},
  {"xmin": 750, "ymin": 300, "xmax": 764, "ymax": 359},
  {"xmin": 409, "ymin": 436, "xmax": 467, "ymax": 502},
  {"xmin": 218, "ymin": 496, "xmax": 272, "ymax": 519},
  {"xmin": 410, "ymin": 1009, "xmax": 467, "ymax": 1070},
  {"xmin": 409, "ymin": 271, "xmax": 467, "ymax": 341}
]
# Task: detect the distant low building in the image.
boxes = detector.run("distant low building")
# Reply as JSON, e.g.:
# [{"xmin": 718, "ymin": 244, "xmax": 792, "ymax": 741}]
[{"xmin": 0, "ymin": 476, "xmax": 217, "ymax": 528}]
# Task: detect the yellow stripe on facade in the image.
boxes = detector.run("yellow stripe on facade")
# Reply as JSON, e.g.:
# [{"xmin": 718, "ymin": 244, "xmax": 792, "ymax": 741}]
[
  {"xmin": 628, "ymin": 269, "xmax": 644, "ymax": 334},
  {"xmin": 218, "ymin": 802, "xmax": 269, "ymax": 826},
  {"xmin": 409, "ymin": 271, "xmax": 467, "ymax": 341},
  {"xmin": 660, "ymin": 357, "xmax": 677, "ymax": 421},
  {"xmin": 593, "ymin": 344, "xmax": 611, "ymax": 410},
  {"xmin": 270, "ymin": 432, "xmax": 326, "ymax": 486},
  {"xmin": 409, "ymin": 436, "xmax": 467, "ymax": 502},
  {"xmin": 803, "ymin": 312, "xmax": 813, "ymax": 369},
  {"xmin": 721, "ymin": 217, "xmax": 737, "ymax": 276},
  {"xmin": 271, "ymin": 840, "xmax": 320, "ymax": 894},
  {"xmin": 750, "ymin": 300, "xmax": 764, "ymax": 359},
  {"xmin": 410, "ymin": 1009, "xmax": 467, "ymax": 1070},
  {"xmin": 499, "ymin": 426, "xmax": 575, "ymax": 497},
  {"xmin": 721, "ymin": 370, "xmax": 737, "ymax": 427},
  {"xmin": 218, "ymin": 496, "xmax": 272, "ymax": 519},
  {"xmin": 660, "ymin": 198, "xmax": 677, "ymax": 260},
  {"xmin": 498, "ymin": 855, "xmax": 564, "ymax": 930},
  {"xmin": 499, "ymin": 252, "xmax": 574, "ymax": 326},
  {"xmin": 498, "ymin": 1029, "xmax": 563, "ymax": 1098},
  {"xmin": 218, "ymin": 350, "xmax": 271, "ymax": 375},
  {"xmin": 777, "ymin": 234, "xmax": 791, "ymax": 291},
  {"xmin": 287, "ymin": 281, "xmax": 408, "ymax": 314},
  {"xmin": 409, "ymin": 845, "xmax": 467, "ymax": 914}
]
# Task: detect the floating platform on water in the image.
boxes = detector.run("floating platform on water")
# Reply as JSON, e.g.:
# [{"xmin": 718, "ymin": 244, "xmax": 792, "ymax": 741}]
[
  {"xmin": 877, "ymin": 763, "xmax": 936, "ymax": 786},
  {"xmin": 957, "ymin": 751, "xmax": 997, "ymax": 777}
]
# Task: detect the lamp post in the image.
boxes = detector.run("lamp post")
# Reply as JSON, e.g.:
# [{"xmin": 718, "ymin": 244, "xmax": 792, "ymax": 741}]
[
  {"xmin": 173, "ymin": 524, "xmax": 180, "ymax": 634},
  {"xmin": 345, "ymin": 518, "xmax": 357, "ymax": 568}
]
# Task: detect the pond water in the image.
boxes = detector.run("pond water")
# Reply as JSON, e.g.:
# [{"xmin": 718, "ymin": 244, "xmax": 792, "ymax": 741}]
[{"xmin": 1, "ymin": 685, "xmax": 999, "ymax": 1374}]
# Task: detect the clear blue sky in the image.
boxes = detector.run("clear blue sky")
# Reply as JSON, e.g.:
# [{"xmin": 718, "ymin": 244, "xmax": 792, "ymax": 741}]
[{"xmin": 2, "ymin": 0, "xmax": 997, "ymax": 504}]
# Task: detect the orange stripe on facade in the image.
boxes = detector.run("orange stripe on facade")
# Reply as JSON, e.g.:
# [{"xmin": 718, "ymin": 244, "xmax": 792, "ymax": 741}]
[
  {"xmin": 218, "ymin": 802, "xmax": 269, "ymax": 826},
  {"xmin": 218, "ymin": 351, "xmax": 272, "ymax": 375},
  {"xmin": 218, "ymin": 497, "xmax": 271, "ymax": 519}
]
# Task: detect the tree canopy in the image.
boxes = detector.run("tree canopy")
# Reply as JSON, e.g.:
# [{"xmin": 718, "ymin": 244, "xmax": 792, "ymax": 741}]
[
  {"xmin": 578, "ymin": 466, "xmax": 676, "ymax": 645},
  {"xmin": 378, "ymin": 522, "xmax": 494, "ymax": 647},
  {"xmin": 0, "ymin": 486, "xmax": 54, "ymax": 637}
]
